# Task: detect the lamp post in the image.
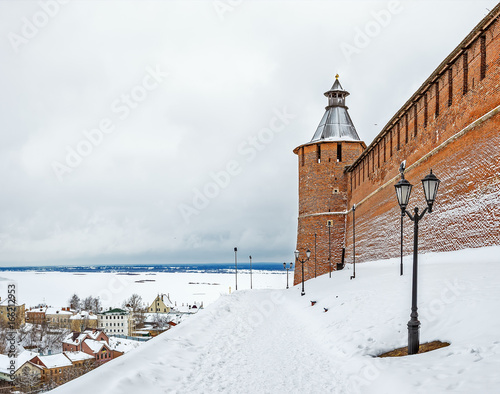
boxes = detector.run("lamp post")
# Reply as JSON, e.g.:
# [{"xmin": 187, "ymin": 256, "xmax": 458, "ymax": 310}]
[
  {"xmin": 294, "ymin": 249, "xmax": 311, "ymax": 296},
  {"xmin": 350, "ymin": 204, "xmax": 356, "ymax": 280},
  {"xmin": 249, "ymin": 255, "xmax": 253, "ymax": 290},
  {"xmin": 283, "ymin": 262, "xmax": 293, "ymax": 289},
  {"xmin": 394, "ymin": 169, "xmax": 440, "ymax": 355},
  {"xmin": 234, "ymin": 247, "xmax": 238, "ymax": 291},
  {"xmin": 399, "ymin": 161, "xmax": 406, "ymax": 276},
  {"xmin": 326, "ymin": 221, "xmax": 333, "ymax": 278}
]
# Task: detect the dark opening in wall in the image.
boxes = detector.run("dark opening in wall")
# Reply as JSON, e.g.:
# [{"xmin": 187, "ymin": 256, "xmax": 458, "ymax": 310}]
[
  {"xmin": 448, "ymin": 68, "xmax": 453, "ymax": 107},
  {"xmin": 405, "ymin": 114, "xmax": 409, "ymax": 143},
  {"xmin": 481, "ymin": 35, "xmax": 486, "ymax": 80},
  {"xmin": 390, "ymin": 130, "xmax": 393, "ymax": 156},
  {"xmin": 317, "ymin": 144, "xmax": 321, "ymax": 163},
  {"xmin": 384, "ymin": 136, "xmax": 386, "ymax": 162},
  {"xmin": 463, "ymin": 50, "xmax": 469, "ymax": 94},
  {"xmin": 397, "ymin": 123, "xmax": 400, "ymax": 150},
  {"xmin": 337, "ymin": 143, "xmax": 342, "ymax": 162},
  {"xmin": 424, "ymin": 94, "xmax": 428, "ymax": 128},
  {"xmin": 414, "ymin": 105, "xmax": 418, "ymax": 137},
  {"xmin": 435, "ymin": 82, "xmax": 439, "ymax": 118}
]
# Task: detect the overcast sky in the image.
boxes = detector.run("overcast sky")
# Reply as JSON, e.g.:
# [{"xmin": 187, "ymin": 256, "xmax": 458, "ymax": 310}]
[{"xmin": 0, "ymin": 0, "xmax": 497, "ymax": 266}]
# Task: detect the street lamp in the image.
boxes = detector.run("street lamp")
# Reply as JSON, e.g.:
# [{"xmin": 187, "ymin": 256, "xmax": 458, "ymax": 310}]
[
  {"xmin": 249, "ymin": 255, "xmax": 253, "ymax": 290},
  {"xmin": 398, "ymin": 161, "xmax": 407, "ymax": 276},
  {"xmin": 326, "ymin": 220, "xmax": 333, "ymax": 278},
  {"xmin": 394, "ymin": 169, "xmax": 440, "ymax": 355},
  {"xmin": 234, "ymin": 247, "xmax": 238, "ymax": 291},
  {"xmin": 350, "ymin": 204, "xmax": 356, "ymax": 280},
  {"xmin": 283, "ymin": 262, "xmax": 293, "ymax": 289},
  {"xmin": 294, "ymin": 249, "xmax": 311, "ymax": 296}
]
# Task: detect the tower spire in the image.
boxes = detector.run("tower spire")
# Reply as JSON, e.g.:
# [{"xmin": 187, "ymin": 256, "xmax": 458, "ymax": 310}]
[{"xmin": 310, "ymin": 76, "xmax": 360, "ymax": 142}]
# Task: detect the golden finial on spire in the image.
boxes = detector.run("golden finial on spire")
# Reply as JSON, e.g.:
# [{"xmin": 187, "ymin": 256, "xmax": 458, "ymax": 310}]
[{"xmin": 335, "ymin": 74, "xmax": 339, "ymax": 79}]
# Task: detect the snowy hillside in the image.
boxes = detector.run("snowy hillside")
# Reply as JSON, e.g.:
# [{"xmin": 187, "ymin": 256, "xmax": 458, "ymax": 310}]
[{"xmin": 51, "ymin": 246, "xmax": 500, "ymax": 393}]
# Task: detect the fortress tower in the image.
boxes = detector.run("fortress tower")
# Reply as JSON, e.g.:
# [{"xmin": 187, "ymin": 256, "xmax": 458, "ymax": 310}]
[{"xmin": 293, "ymin": 76, "xmax": 365, "ymax": 284}]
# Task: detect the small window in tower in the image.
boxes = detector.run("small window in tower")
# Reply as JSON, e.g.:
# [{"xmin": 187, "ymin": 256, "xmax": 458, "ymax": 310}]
[
  {"xmin": 333, "ymin": 188, "xmax": 339, "ymax": 194},
  {"xmin": 317, "ymin": 145, "xmax": 321, "ymax": 163},
  {"xmin": 337, "ymin": 143, "xmax": 342, "ymax": 162}
]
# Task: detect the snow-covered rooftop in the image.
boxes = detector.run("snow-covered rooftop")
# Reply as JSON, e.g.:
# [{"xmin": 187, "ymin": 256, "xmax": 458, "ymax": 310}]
[
  {"xmin": 70, "ymin": 311, "xmax": 97, "ymax": 320},
  {"xmin": 64, "ymin": 351, "xmax": 94, "ymax": 362},
  {"xmin": 63, "ymin": 332, "xmax": 87, "ymax": 346},
  {"xmin": 0, "ymin": 350, "xmax": 38, "ymax": 374},
  {"xmin": 84, "ymin": 339, "xmax": 106, "ymax": 353},
  {"xmin": 84, "ymin": 329, "xmax": 106, "ymax": 340},
  {"xmin": 35, "ymin": 353, "xmax": 72, "ymax": 369},
  {"xmin": 45, "ymin": 307, "xmax": 73, "ymax": 315}
]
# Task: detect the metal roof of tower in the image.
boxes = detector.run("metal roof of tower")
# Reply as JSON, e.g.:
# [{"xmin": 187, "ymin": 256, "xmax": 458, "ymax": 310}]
[{"xmin": 310, "ymin": 75, "xmax": 361, "ymax": 142}]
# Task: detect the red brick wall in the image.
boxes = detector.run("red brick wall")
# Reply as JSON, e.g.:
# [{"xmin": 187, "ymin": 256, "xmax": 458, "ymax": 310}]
[
  {"xmin": 293, "ymin": 141, "xmax": 365, "ymax": 284},
  {"xmin": 344, "ymin": 8, "xmax": 500, "ymax": 264},
  {"xmin": 294, "ymin": 6, "xmax": 500, "ymax": 282}
]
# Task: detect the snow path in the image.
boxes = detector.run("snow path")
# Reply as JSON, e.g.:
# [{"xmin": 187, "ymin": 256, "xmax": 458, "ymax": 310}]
[
  {"xmin": 52, "ymin": 247, "xmax": 500, "ymax": 394},
  {"xmin": 175, "ymin": 290, "xmax": 348, "ymax": 393}
]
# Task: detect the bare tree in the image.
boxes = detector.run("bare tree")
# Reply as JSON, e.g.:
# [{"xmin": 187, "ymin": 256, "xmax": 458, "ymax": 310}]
[
  {"xmin": 153, "ymin": 314, "xmax": 169, "ymax": 330},
  {"xmin": 68, "ymin": 294, "xmax": 81, "ymax": 311},
  {"xmin": 16, "ymin": 366, "xmax": 41, "ymax": 393},
  {"xmin": 82, "ymin": 296, "xmax": 101, "ymax": 314},
  {"xmin": 123, "ymin": 294, "xmax": 146, "ymax": 330}
]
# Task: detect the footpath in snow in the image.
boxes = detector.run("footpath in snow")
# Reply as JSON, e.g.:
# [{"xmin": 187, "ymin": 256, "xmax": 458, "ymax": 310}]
[{"xmin": 52, "ymin": 246, "xmax": 500, "ymax": 393}]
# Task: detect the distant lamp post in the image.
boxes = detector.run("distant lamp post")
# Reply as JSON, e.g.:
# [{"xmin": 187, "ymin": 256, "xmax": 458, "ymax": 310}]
[
  {"xmin": 249, "ymin": 255, "xmax": 253, "ymax": 290},
  {"xmin": 283, "ymin": 262, "xmax": 293, "ymax": 289},
  {"xmin": 234, "ymin": 247, "xmax": 238, "ymax": 291},
  {"xmin": 394, "ymin": 169, "xmax": 440, "ymax": 355},
  {"xmin": 350, "ymin": 204, "xmax": 356, "ymax": 280},
  {"xmin": 326, "ymin": 220, "xmax": 333, "ymax": 278},
  {"xmin": 294, "ymin": 249, "xmax": 311, "ymax": 296}
]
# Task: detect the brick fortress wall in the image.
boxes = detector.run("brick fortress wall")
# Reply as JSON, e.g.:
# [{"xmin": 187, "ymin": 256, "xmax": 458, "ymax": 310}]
[
  {"xmin": 294, "ymin": 5, "xmax": 500, "ymax": 284},
  {"xmin": 344, "ymin": 5, "xmax": 500, "ymax": 265},
  {"xmin": 293, "ymin": 141, "xmax": 364, "ymax": 285}
]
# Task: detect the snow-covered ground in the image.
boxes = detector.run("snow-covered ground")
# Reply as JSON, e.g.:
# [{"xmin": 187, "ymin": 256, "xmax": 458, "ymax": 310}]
[
  {"xmin": 0, "ymin": 270, "xmax": 285, "ymax": 309},
  {"xmin": 48, "ymin": 246, "xmax": 500, "ymax": 393}
]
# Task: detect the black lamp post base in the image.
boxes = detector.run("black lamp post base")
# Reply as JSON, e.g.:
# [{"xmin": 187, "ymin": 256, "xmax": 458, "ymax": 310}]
[{"xmin": 407, "ymin": 319, "xmax": 420, "ymax": 355}]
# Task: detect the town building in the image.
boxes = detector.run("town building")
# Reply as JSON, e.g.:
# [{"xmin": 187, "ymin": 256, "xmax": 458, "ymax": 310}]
[
  {"xmin": 0, "ymin": 298, "xmax": 25, "ymax": 328},
  {"xmin": 70, "ymin": 310, "xmax": 98, "ymax": 332},
  {"xmin": 45, "ymin": 307, "xmax": 74, "ymax": 329},
  {"xmin": 294, "ymin": 4, "xmax": 500, "ymax": 283},
  {"xmin": 98, "ymin": 308, "xmax": 133, "ymax": 336},
  {"xmin": 29, "ymin": 353, "xmax": 73, "ymax": 386},
  {"xmin": 25, "ymin": 305, "xmax": 47, "ymax": 325},
  {"xmin": 62, "ymin": 329, "xmax": 114, "ymax": 365},
  {"xmin": 148, "ymin": 294, "xmax": 173, "ymax": 313}
]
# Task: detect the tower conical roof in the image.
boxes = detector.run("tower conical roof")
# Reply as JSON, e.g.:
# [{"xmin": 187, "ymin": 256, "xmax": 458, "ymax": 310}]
[{"xmin": 310, "ymin": 75, "xmax": 360, "ymax": 142}]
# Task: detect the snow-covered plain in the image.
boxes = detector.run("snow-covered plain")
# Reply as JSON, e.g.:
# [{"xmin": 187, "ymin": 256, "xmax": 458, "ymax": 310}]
[
  {"xmin": 0, "ymin": 270, "xmax": 285, "ymax": 309},
  {"xmin": 45, "ymin": 246, "xmax": 500, "ymax": 393}
]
